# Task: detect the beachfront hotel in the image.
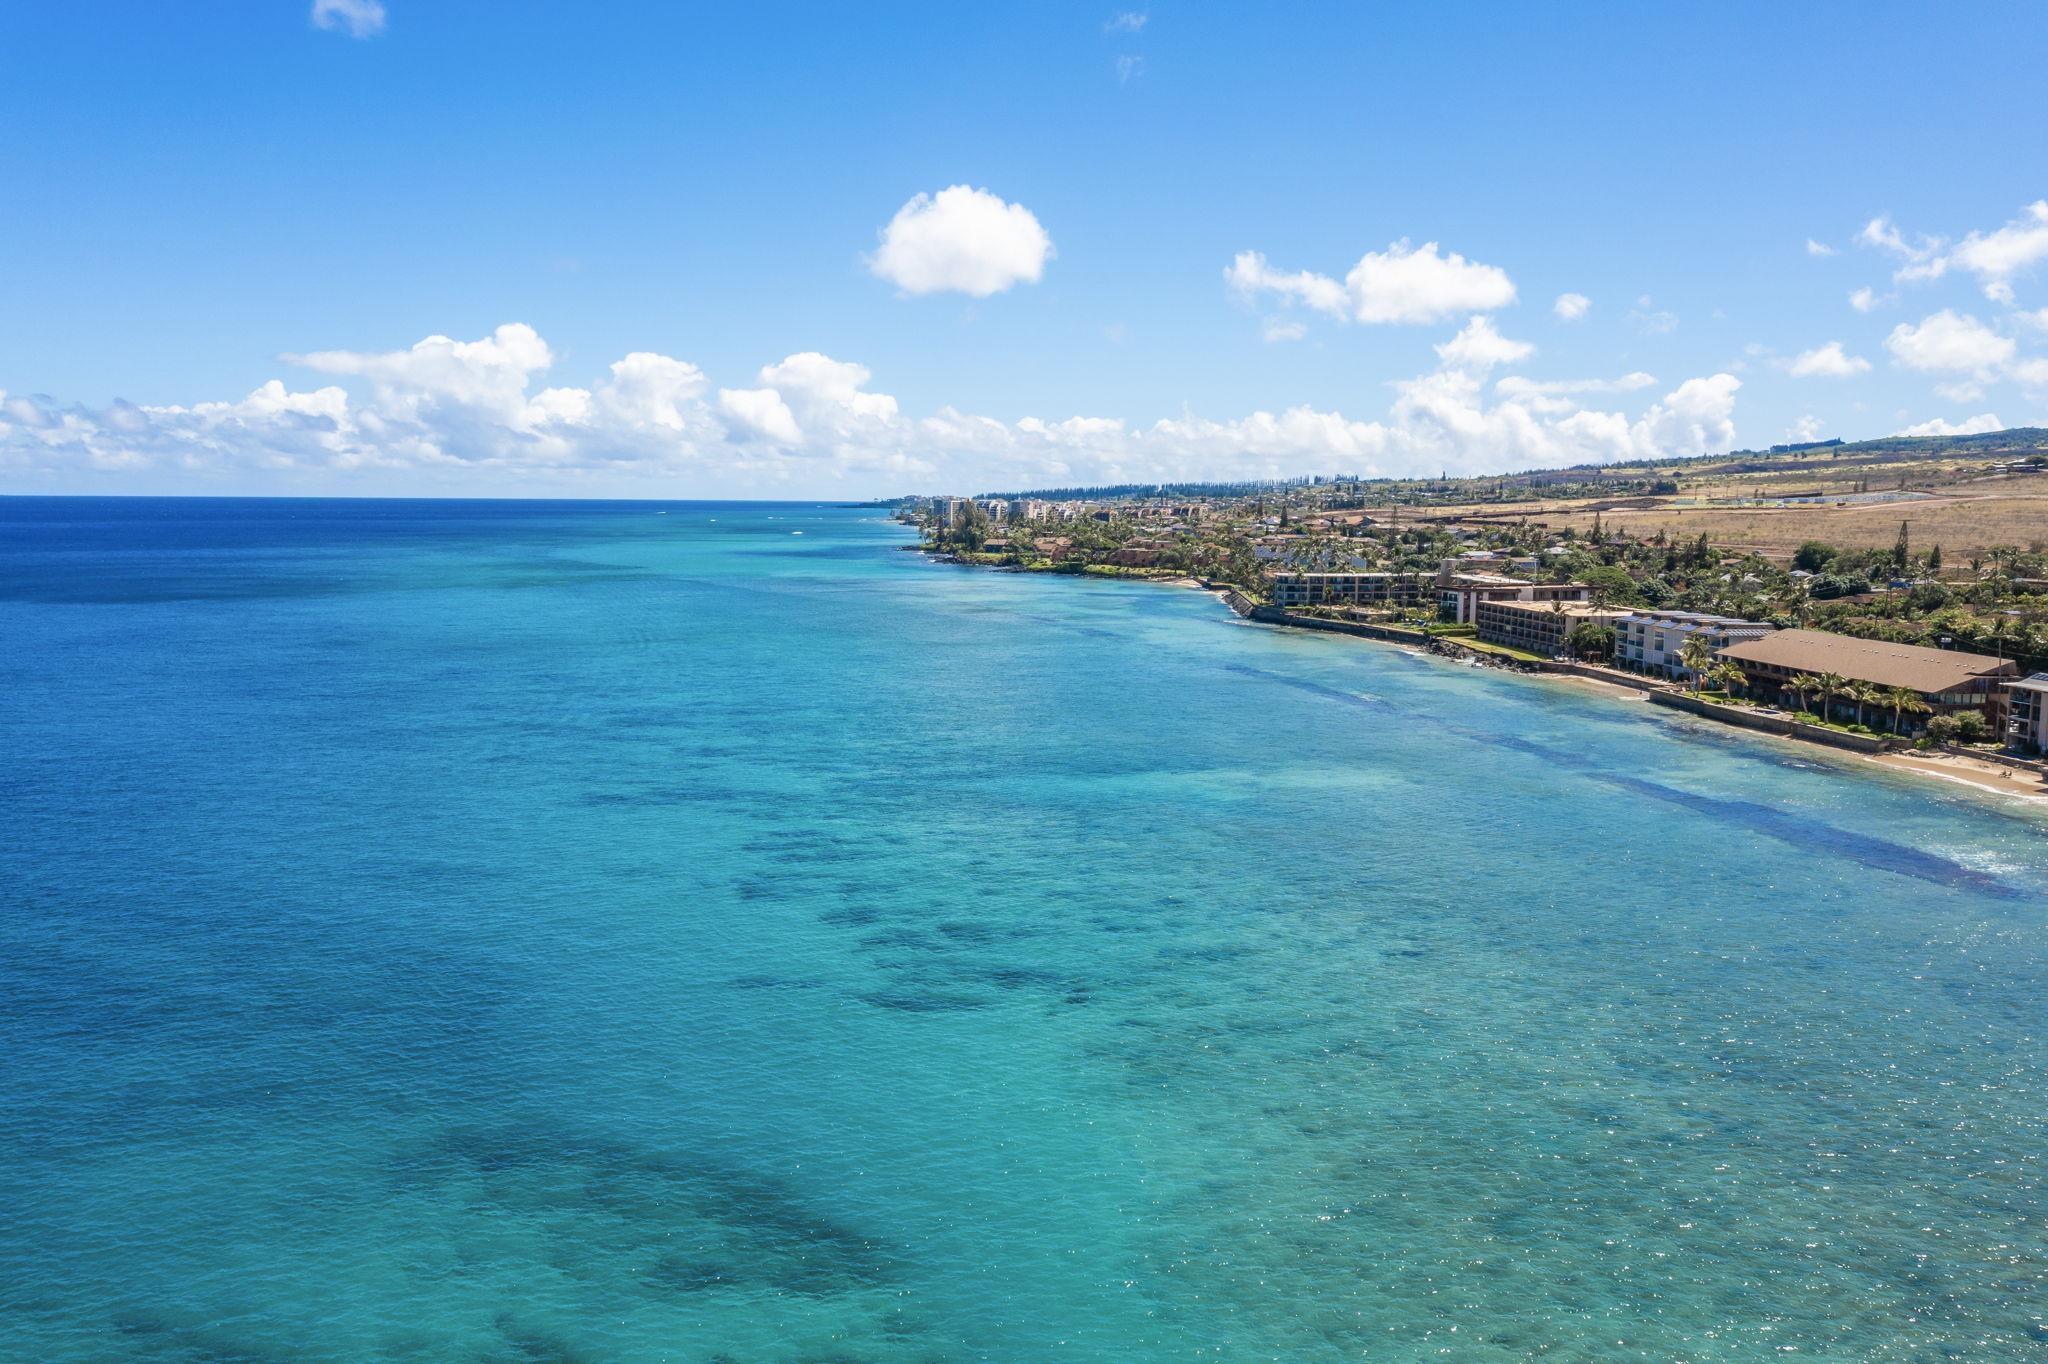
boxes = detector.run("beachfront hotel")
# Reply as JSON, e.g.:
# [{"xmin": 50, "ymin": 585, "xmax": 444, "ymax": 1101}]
[
  {"xmin": 1613, "ymin": 610, "xmax": 1776, "ymax": 683},
  {"xmin": 2007, "ymin": 673, "xmax": 2048, "ymax": 752},
  {"xmin": 1716, "ymin": 629, "xmax": 2020, "ymax": 729},
  {"xmin": 1267, "ymin": 572, "xmax": 1427, "ymax": 609},
  {"xmin": 1436, "ymin": 572, "xmax": 1592, "ymax": 624},
  {"xmin": 1472, "ymin": 599, "xmax": 1632, "ymax": 658}
]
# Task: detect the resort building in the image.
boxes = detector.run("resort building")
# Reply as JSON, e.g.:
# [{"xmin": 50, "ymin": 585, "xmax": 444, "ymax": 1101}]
[
  {"xmin": 1473, "ymin": 599, "xmax": 1631, "ymax": 658},
  {"xmin": 1715, "ymin": 629, "xmax": 2019, "ymax": 728},
  {"xmin": 2006, "ymin": 673, "xmax": 2048, "ymax": 752},
  {"xmin": 1437, "ymin": 572, "xmax": 1590, "ymax": 625},
  {"xmin": 1267, "ymin": 572, "xmax": 1427, "ymax": 609},
  {"xmin": 1614, "ymin": 610, "xmax": 1776, "ymax": 682}
]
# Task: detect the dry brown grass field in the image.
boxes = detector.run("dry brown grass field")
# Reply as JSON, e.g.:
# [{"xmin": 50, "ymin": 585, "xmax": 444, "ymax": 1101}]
[
  {"xmin": 1533, "ymin": 491, "xmax": 2048, "ymax": 558},
  {"xmin": 1403, "ymin": 462, "xmax": 2048, "ymax": 561}
]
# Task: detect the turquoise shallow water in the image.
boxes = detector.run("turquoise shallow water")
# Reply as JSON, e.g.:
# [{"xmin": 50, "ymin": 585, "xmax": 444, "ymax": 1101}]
[{"xmin": 2, "ymin": 498, "xmax": 2045, "ymax": 1361}]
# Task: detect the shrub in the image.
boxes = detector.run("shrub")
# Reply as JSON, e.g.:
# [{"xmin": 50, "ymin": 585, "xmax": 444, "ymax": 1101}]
[
  {"xmin": 1793, "ymin": 541, "xmax": 1838, "ymax": 572},
  {"xmin": 1809, "ymin": 572, "xmax": 1870, "ymax": 600}
]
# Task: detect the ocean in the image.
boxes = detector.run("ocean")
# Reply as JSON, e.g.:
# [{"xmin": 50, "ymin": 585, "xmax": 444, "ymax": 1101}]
[{"xmin": 2, "ymin": 497, "xmax": 2044, "ymax": 1360}]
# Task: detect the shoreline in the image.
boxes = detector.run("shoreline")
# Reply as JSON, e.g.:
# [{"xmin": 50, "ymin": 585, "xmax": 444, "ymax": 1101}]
[{"xmin": 918, "ymin": 544, "xmax": 2048, "ymax": 815}]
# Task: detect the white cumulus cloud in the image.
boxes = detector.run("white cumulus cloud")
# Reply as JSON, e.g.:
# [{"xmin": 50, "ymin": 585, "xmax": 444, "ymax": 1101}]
[
  {"xmin": 1433, "ymin": 316, "xmax": 1533, "ymax": 370},
  {"xmin": 1632, "ymin": 374, "xmax": 1741, "ymax": 456},
  {"xmin": 1805, "ymin": 239, "xmax": 1837, "ymax": 258},
  {"xmin": 1494, "ymin": 372, "xmax": 1656, "ymax": 398},
  {"xmin": 717, "ymin": 388, "xmax": 803, "ymax": 445},
  {"xmin": 1553, "ymin": 292, "xmax": 1590, "ymax": 321},
  {"xmin": 1948, "ymin": 200, "xmax": 2048, "ymax": 305},
  {"xmin": 867, "ymin": 186, "xmax": 1053, "ymax": 297},
  {"xmin": 1226, "ymin": 252, "xmax": 1348, "ymax": 317},
  {"xmin": 1787, "ymin": 341, "xmax": 1872, "ymax": 378},
  {"xmin": 0, "ymin": 324, "xmax": 1751, "ymax": 496},
  {"xmin": 1884, "ymin": 310, "xmax": 2016, "ymax": 376},
  {"xmin": 1227, "ymin": 240, "xmax": 1514, "ymax": 325},
  {"xmin": 1856, "ymin": 201, "xmax": 2048, "ymax": 303},
  {"xmin": 1893, "ymin": 413, "xmax": 2004, "ymax": 437},
  {"xmin": 311, "ymin": 0, "xmax": 386, "ymax": 38}
]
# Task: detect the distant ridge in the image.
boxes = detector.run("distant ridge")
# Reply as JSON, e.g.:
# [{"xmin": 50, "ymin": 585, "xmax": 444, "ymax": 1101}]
[{"xmin": 965, "ymin": 426, "xmax": 2048, "ymax": 502}]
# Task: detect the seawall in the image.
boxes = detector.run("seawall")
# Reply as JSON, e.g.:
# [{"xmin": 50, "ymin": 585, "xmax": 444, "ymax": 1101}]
[{"xmin": 1648, "ymin": 691, "xmax": 1896, "ymax": 754}]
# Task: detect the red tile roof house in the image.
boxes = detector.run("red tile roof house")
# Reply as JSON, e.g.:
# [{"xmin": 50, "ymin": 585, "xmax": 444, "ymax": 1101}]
[{"xmin": 1716, "ymin": 628, "xmax": 2018, "ymax": 734}]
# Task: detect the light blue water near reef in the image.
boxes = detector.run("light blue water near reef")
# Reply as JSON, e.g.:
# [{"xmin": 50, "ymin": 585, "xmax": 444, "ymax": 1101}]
[{"xmin": 3, "ymin": 499, "xmax": 2045, "ymax": 1362}]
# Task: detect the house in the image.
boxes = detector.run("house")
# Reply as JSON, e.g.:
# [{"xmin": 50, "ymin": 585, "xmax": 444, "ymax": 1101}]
[
  {"xmin": 1715, "ymin": 629, "xmax": 2019, "ymax": 729},
  {"xmin": 1267, "ymin": 572, "xmax": 1427, "ymax": 608},
  {"xmin": 1613, "ymin": 610, "xmax": 1776, "ymax": 682},
  {"xmin": 2005, "ymin": 673, "xmax": 2048, "ymax": 752},
  {"xmin": 1473, "ymin": 599, "xmax": 1630, "ymax": 658}
]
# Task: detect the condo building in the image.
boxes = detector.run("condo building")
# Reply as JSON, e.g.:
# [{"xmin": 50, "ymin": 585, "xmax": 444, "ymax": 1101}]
[
  {"xmin": 2006, "ymin": 673, "xmax": 2048, "ymax": 751},
  {"xmin": 1437, "ymin": 573, "xmax": 1591, "ymax": 625},
  {"xmin": 1472, "ymin": 599, "xmax": 1631, "ymax": 658},
  {"xmin": 1267, "ymin": 572, "xmax": 1428, "ymax": 609},
  {"xmin": 1614, "ymin": 610, "xmax": 1776, "ymax": 682}
]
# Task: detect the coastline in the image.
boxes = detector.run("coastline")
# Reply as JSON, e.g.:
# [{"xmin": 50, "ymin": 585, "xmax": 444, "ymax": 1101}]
[{"xmin": 920, "ymin": 544, "xmax": 2048, "ymax": 814}]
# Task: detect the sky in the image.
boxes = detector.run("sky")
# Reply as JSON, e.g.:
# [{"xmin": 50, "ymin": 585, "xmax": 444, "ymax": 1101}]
[{"xmin": 2, "ymin": 2, "xmax": 2046, "ymax": 498}]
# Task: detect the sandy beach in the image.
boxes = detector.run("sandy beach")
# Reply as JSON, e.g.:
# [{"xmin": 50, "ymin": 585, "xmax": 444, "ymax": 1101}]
[{"xmin": 1867, "ymin": 749, "xmax": 2048, "ymax": 802}]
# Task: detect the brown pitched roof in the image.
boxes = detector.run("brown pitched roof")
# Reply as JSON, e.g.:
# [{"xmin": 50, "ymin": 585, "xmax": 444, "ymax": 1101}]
[{"xmin": 1718, "ymin": 628, "xmax": 2016, "ymax": 693}]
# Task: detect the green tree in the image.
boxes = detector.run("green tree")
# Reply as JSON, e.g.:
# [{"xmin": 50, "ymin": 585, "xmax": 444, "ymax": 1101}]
[
  {"xmin": 1812, "ymin": 671, "xmax": 1849, "ymax": 723},
  {"xmin": 1566, "ymin": 622, "xmax": 1616, "ymax": 662},
  {"xmin": 1882, "ymin": 686, "xmax": 1930, "ymax": 736},
  {"xmin": 1788, "ymin": 672, "xmax": 1819, "ymax": 714},
  {"xmin": 1892, "ymin": 520, "xmax": 1910, "ymax": 572},
  {"xmin": 1677, "ymin": 634, "xmax": 1717, "ymax": 692},
  {"xmin": 1792, "ymin": 541, "xmax": 1837, "ymax": 573},
  {"xmin": 1707, "ymin": 659, "xmax": 1749, "ymax": 697}
]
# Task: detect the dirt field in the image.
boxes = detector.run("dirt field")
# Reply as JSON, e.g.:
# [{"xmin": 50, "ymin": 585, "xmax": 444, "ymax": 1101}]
[
  {"xmin": 1411, "ymin": 470, "xmax": 2048, "ymax": 561},
  {"xmin": 1536, "ymin": 490, "xmax": 2048, "ymax": 559}
]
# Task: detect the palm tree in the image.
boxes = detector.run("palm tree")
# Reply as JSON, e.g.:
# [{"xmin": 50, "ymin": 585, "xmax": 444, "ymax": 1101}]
[
  {"xmin": 1813, "ymin": 671, "xmax": 1849, "ymax": 723},
  {"xmin": 1845, "ymin": 680, "xmax": 1881, "ymax": 729},
  {"xmin": 1788, "ymin": 672, "xmax": 1818, "ymax": 714},
  {"xmin": 1883, "ymin": 686, "xmax": 1931, "ymax": 736},
  {"xmin": 1677, "ymin": 634, "xmax": 1717, "ymax": 692}
]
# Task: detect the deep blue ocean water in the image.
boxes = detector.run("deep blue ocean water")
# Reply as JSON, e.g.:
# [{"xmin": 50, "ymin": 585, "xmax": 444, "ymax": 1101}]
[{"xmin": 2, "ymin": 497, "xmax": 2045, "ymax": 1361}]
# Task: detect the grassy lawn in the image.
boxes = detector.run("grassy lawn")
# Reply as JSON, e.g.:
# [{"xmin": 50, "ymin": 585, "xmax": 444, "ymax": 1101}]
[
  {"xmin": 1077, "ymin": 564, "xmax": 1185, "ymax": 579},
  {"xmin": 1458, "ymin": 638, "xmax": 1548, "ymax": 664}
]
